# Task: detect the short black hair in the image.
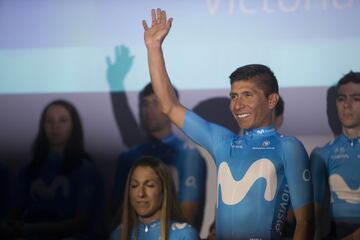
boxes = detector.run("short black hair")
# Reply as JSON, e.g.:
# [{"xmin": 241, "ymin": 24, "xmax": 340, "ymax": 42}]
[
  {"xmin": 229, "ymin": 64, "xmax": 279, "ymax": 97},
  {"xmin": 275, "ymin": 95, "xmax": 285, "ymax": 117},
  {"xmin": 139, "ymin": 83, "xmax": 179, "ymax": 102},
  {"xmin": 337, "ymin": 71, "xmax": 360, "ymax": 91}
]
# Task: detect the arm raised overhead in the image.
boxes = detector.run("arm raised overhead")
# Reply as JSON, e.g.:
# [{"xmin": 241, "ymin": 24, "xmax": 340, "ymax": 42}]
[{"xmin": 143, "ymin": 8, "xmax": 187, "ymax": 129}]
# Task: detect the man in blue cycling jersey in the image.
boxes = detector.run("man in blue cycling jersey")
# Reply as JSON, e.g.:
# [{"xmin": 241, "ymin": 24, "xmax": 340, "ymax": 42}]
[
  {"xmin": 112, "ymin": 83, "xmax": 207, "ymax": 231},
  {"xmin": 142, "ymin": 8, "xmax": 314, "ymax": 240},
  {"xmin": 312, "ymin": 71, "xmax": 360, "ymax": 240}
]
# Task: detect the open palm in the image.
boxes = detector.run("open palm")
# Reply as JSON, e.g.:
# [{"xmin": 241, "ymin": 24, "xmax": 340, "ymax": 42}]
[{"xmin": 143, "ymin": 8, "xmax": 172, "ymax": 48}]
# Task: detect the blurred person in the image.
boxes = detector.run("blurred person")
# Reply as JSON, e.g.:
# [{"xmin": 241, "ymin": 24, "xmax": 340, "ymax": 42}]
[
  {"xmin": 111, "ymin": 83, "xmax": 207, "ymax": 231},
  {"xmin": 111, "ymin": 156, "xmax": 198, "ymax": 240},
  {"xmin": 312, "ymin": 71, "xmax": 360, "ymax": 240},
  {"xmin": 0, "ymin": 100, "xmax": 99, "ymax": 240}
]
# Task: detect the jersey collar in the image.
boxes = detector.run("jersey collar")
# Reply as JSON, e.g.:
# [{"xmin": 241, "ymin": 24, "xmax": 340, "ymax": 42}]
[
  {"xmin": 244, "ymin": 126, "xmax": 276, "ymax": 139},
  {"xmin": 340, "ymin": 134, "xmax": 360, "ymax": 148},
  {"xmin": 139, "ymin": 219, "xmax": 160, "ymax": 232}
]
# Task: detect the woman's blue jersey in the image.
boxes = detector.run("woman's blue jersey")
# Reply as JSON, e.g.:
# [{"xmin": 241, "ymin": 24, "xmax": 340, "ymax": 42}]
[{"xmin": 110, "ymin": 220, "xmax": 198, "ymax": 240}]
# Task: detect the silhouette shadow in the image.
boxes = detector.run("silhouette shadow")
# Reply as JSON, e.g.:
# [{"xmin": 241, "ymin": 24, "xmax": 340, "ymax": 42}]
[{"xmin": 106, "ymin": 45, "xmax": 144, "ymax": 148}]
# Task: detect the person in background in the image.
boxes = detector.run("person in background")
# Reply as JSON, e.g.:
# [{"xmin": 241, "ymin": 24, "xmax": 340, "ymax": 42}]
[
  {"xmin": 0, "ymin": 99, "xmax": 99, "ymax": 240},
  {"xmin": 111, "ymin": 156, "xmax": 198, "ymax": 240},
  {"xmin": 311, "ymin": 71, "xmax": 360, "ymax": 240},
  {"xmin": 112, "ymin": 83, "xmax": 207, "ymax": 232}
]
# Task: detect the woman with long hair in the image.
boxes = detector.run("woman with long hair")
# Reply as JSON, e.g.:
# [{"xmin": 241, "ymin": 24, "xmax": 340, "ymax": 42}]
[
  {"xmin": 2, "ymin": 99, "xmax": 99, "ymax": 240},
  {"xmin": 111, "ymin": 156, "xmax": 198, "ymax": 240}
]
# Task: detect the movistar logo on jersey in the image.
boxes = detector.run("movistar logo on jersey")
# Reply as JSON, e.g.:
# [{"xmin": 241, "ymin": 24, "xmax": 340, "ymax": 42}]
[
  {"xmin": 331, "ymin": 147, "xmax": 349, "ymax": 160},
  {"xmin": 329, "ymin": 174, "xmax": 360, "ymax": 204},
  {"xmin": 257, "ymin": 129, "xmax": 266, "ymax": 134},
  {"xmin": 30, "ymin": 176, "xmax": 70, "ymax": 200},
  {"xmin": 217, "ymin": 159, "xmax": 277, "ymax": 206}
]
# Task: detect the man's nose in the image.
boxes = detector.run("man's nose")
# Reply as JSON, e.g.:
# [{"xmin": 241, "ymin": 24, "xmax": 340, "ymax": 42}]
[
  {"xmin": 343, "ymin": 98, "xmax": 353, "ymax": 109},
  {"xmin": 233, "ymin": 97, "xmax": 244, "ymax": 110}
]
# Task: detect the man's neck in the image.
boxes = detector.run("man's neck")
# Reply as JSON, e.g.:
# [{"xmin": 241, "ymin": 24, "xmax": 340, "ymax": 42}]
[
  {"xmin": 342, "ymin": 126, "xmax": 360, "ymax": 139},
  {"xmin": 150, "ymin": 127, "xmax": 172, "ymax": 140}
]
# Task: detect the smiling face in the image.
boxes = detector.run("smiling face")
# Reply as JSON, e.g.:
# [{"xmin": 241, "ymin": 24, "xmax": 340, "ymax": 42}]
[
  {"xmin": 336, "ymin": 82, "xmax": 360, "ymax": 137},
  {"xmin": 229, "ymin": 80, "xmax": 278, "ymax": 130},
  {"xmin": 44, "ymin": 105, "xmax": 73, "ymax": 150},
  {"xmin": 129, "ymin": 166, "xmax": 163, "ymax": 224}
]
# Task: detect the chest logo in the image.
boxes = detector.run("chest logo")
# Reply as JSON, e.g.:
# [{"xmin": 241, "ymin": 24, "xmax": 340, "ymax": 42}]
[
  {"xmin": 30, "ymin": 176, "xmax": 70, "ymax": 200},
  {"xmin": 331, "ymin": 147, "xmax": 349, "ymax": 160},
  {"xmin": 217, "ymin": 159, "xmax": 277, "ymax": 206},
  {"xmin": 329, "ymin": 174, "xmax": 360, "ymax": 204}
]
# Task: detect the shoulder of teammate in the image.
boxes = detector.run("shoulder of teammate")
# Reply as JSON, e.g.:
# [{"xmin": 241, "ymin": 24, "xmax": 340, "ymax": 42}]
[
  {"xmin": 310, "ymin": 137, "xmax": 336, "ymax": 168},
  {"xmin": 170, "ymin": 222, "xmax": 199, "ymax": 239}
]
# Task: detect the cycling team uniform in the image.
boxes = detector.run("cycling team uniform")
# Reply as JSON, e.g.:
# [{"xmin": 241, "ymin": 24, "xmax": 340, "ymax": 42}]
[
  {"xmin": 311, "ymin": 134, "xmax": 360, "ymax": 238},
  {"xmin": 183, "ymin": 111, "xmax": 313, "ymax": 239},
  {"xmin": 113, "ymin": 134, "xmax": 206, "ymax": 230},
  {"xmin": 13, "ymin": 153, "xmax": 99, "ymax": 239},
  {"xmin": 110, "ymin": 220, "xmax": 198, "ymax": 240}
]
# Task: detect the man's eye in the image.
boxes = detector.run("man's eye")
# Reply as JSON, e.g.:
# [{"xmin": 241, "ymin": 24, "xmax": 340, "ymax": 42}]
[{"xmin": 336, "ymin": 97, "xmax": 345, "ymax": 102}]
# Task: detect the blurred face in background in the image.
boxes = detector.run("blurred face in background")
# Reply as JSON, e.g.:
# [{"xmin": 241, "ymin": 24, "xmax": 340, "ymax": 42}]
[
  {"xmin": 140, "ymin": 93, "xmax": 171, "ymax": 135},
  {"xmin": 336, "ymin": 82, "xmax": 360, "ymax": 136},
  {"xmin": 44, "ymin": 105, "xmax": 73, "ymax": 151}
]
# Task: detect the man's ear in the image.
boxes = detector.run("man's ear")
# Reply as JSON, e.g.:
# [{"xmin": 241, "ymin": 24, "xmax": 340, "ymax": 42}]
[{"xmin": 268, "ymin": 93, "xmax": 279, "ymax": 110}]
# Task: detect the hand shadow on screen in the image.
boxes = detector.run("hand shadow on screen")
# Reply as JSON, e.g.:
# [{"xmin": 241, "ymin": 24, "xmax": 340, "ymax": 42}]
[
  {"xmin": 192, "ymin": 97, "xmax": 239, "ymax": 134},
  {"xmin": 106, "ymin": 45, "xmax": 144, "ymax": 148},
  {"xmin": 327, "ymin": 85, "xmax": 342, "ymax": 136}
]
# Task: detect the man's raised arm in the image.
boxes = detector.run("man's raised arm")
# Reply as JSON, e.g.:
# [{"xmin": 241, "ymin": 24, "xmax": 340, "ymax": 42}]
[{"xmin": 143, "ymin": 8, "xmax": 187, "ymax": 129}]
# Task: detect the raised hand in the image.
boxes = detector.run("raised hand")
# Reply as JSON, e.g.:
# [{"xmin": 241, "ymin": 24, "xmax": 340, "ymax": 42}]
[{"xmin": 143, "ymin": 8, "xmax": 173, "ymax": 48}]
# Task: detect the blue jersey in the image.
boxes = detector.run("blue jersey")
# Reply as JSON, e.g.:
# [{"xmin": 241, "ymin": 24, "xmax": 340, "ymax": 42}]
[
  {"xmin": 14, "ymin": 154, "xmax": 98, "ymax": 226},
  {"xmin": 110, "ymin": 220, "xmax": 198, "ymax": 240},
  {"xmin": 183, "ymin": 111, "xmax": 313, "ymax": 240},
  {"xmin": 311, "ymin": 134, "xmax": 360, "ymax": 226},
  {"xmin": 113, "ymin": 135, "xmax": 206, "ymax": 229}
]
